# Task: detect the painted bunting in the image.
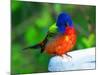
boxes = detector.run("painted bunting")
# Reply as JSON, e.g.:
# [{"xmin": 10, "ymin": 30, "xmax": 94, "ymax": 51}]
[{"xmin": 24, "ymin": 12, "xmax": 76, "ymax": 56}]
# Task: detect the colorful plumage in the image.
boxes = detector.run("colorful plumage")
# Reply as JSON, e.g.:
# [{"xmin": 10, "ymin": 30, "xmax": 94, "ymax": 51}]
[{"xmin": 24, "ymin": 12, "xmax": 76, "ymax": 56}]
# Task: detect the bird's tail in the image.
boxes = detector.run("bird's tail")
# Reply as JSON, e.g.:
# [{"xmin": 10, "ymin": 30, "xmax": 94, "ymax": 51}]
[
  {"xmin": 23, "ymin": 44, "xmax": 41, "ymax": 50},
  {"xmin": 23, "ymin": 34, "xmax": 48, "ymax": 53},
  {"xmin": 23, "ymin": 31, "xmax": 54, "ymax": 53}
]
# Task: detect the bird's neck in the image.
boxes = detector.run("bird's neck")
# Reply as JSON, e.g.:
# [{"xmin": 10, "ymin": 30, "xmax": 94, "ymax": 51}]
[{"xmin": 64, "ymin": 26, "xmax": 76, "ymax": 35}]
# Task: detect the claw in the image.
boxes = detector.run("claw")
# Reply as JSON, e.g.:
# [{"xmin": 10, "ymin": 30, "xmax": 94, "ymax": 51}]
[{"xmin": 65, "ymin": 54, "xmax": 72, "ymax": 58}]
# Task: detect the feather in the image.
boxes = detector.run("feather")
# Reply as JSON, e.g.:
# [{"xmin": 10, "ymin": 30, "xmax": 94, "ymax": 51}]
[{"xmin": 56, "ymin": 12, "xmax": 73, "ymax": 33}]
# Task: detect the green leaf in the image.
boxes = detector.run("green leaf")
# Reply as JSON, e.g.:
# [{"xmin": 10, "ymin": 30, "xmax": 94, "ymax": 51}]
[{"xmin": 82, "ymin": 33, "xmax": 96, "ymax": 48}]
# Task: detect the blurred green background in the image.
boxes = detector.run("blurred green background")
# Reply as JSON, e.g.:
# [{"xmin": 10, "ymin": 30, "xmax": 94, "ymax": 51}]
[{"xmin": 11, "ymin": 1, "xmax": 96, "ymax": 74}]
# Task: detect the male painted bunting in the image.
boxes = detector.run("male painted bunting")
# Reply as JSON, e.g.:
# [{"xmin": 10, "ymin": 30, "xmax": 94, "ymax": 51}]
[{"xmin": 24, "ymin": 12, "xmax": 76, "ymax": 56}]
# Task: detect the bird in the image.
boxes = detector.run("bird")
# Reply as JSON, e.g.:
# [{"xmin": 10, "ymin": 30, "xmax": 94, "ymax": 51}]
[{"xmin": 24, "ymin": 12, "xmax": 77, "ymax": 56}]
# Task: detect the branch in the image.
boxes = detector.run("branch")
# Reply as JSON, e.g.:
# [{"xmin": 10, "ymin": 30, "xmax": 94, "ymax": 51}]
[{"xmin": 48, "ymin": 47, "xmax": 96, "ymax": 72}]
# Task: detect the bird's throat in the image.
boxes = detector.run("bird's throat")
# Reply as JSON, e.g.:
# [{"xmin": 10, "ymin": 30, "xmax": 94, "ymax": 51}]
[{"xmin": 65, "ymin": 26, "xmax": 76, "ymax": 35}]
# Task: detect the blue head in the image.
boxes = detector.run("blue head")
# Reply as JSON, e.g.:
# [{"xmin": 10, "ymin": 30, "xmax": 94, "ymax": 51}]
[{"xmin": 56, "ymin": 12, "xmax": 73, "ymax": 33}]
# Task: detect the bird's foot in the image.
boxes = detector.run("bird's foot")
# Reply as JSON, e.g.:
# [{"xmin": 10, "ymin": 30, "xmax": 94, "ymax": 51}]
[
  {"xmin": 65, "ymin": 54, "xmax": 72, "ymax": 58},
  {"xmin": 60, "ymin": 54, "xmax": 72, "ymax": 61}
]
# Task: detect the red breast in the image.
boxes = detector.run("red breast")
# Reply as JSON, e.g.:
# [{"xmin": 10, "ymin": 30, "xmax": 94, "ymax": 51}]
[{"xmin": 45, "ymin": 26, "xmax": 76, "ymax": 56}]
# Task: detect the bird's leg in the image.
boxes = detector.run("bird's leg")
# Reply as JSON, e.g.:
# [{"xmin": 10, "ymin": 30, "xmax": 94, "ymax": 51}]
[
  {"xmin": 60, "ymin": 54, "xmax": 72, "ymax": 62},
  {"xmin": 65, "ymin": 54, "xmax": 72, "ymax": 58},
  {"xmin": 60, "ymin": 54, "xmax": 72, "ymax": 59}
]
